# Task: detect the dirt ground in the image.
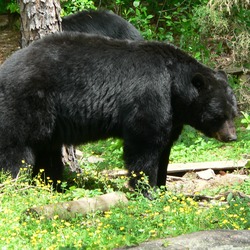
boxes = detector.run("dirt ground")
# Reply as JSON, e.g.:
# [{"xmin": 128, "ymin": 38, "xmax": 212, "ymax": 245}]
[{"xmin": 0, "ymin": 28, "xmax": 20, "ymax": 64}]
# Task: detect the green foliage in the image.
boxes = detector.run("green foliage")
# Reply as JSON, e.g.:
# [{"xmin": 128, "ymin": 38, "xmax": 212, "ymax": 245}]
[
  {"xmin": 78, "ymin": 138, "xmax": 123, "ymax": 170},
  {"xmin": 0, "ymin": 0, "xmax": 19, "ymax": 14},
  {"xmin": 60, "ymin": 0, "xmax": 96, "ymax": 16},
  {"xmin": 0, "ymin": 1, "xmax": 6, "ymax": 14},
  {"xmin": 6, "ymin": 0, "xmax": 19, "ymax": 14},
  {"xmin": 170, "ymin": 121, "xmax": 250, "ymax": 163},
  {"xmin": 64, "ymin": 161, "xmax": 128, "ymax": 195},
  {"xmin": 241, "ymin": 112, "xmax": 250, "ymax": 130},
  {"xmin": 210, "ymin": 196, "xmax": 250, "ymax": 230},
  {"xmin": 123, "ymin": 1, "xmax": 154, "ymax": 39},
  {"xmin": 60, "ymin": 0, "xmax": 249, "ymax": 67},
  {"xmin": 193, "ymin": 0, "xmax": 250, "ymax": 66},
  {"xmin": 198, "ymin": 177, "xmax": 250, "ymax": 197}
]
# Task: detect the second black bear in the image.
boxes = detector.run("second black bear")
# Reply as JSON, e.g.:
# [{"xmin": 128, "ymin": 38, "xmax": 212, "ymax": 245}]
[
  {"xmin": 62, "ymin": 10, "xmax": 143, "ymax": 40},
  {"xmin": 0, "ymin": 32, "xmax": 237, "ymax": 194}
]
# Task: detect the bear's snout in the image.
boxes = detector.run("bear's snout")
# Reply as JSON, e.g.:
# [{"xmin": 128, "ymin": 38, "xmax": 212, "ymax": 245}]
[{"xmin": 213, "ymin": 120, "xmax": 237, "ymax": 142}]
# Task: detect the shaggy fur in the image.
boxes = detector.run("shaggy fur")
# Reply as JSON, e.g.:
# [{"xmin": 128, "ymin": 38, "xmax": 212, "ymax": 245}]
[
  {"xmin": 62, "ymin": 10, "xmax": 143, "ymax": 40},
  {"xmin": 0, "ymin": 32, "xmax": 237, "ymax": 192}
]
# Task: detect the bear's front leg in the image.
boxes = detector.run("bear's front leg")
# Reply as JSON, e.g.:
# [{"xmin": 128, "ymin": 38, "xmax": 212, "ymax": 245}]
[
  {"xmin": 123, "ymin": 140, "xmax": 163, "ymax": 198},
  {"xmin": 156, "ymin": 147, "xmax": 171, "ymax": 187}
]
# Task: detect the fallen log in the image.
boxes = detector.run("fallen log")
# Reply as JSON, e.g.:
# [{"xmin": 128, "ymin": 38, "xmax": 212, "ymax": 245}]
[
  {"xmin": 25, "ymin": 192, "xmax": 128, "ymax": 220},
  {"xmin": 101, "ymin": 160, "xmax": 249, "ymax": 177},
  {"xmin": 167, "ymin": 160, "xmax": 249, "ymax": 173},
  {"xmin": 224, "ymin": 67, "xmax": 249, "ymax": 75}
]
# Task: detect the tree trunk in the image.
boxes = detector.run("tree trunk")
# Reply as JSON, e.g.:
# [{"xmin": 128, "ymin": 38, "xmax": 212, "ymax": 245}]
[
  {"xmin": 20, "ymin": 0, "xmax": 62, "ymax": 47},
  {"xmin": 19, "ymin": 0, "xmax": 81, "ymax": 173}
]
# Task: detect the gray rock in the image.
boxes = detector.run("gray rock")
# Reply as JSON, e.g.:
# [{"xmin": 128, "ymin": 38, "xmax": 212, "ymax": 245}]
[{"xmin": 117, "ymin": 230, "xmax": 250, "ymax": 250}]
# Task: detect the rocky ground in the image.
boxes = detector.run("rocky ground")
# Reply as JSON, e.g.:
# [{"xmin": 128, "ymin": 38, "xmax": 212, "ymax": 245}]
[{"xmin": 117, "ymin": 230, "xmax": 250, "ymax": 250}]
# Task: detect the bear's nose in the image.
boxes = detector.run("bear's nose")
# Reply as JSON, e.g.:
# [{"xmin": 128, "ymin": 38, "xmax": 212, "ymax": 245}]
[
  {"xmin": 227, "ymin": 134, "xmax": 237, "ymax": 141},
  {"xmin": 213, "ymin": 131, "xmax": 237, "ymax": 142}
]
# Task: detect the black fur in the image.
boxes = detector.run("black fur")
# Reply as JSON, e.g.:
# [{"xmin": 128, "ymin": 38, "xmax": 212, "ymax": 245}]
[
  {"xmin": 61, "ymin": 9, "xmax": 143, "ymax": 174},
  {"xmin": 62, "ymin": 10, "xmax": 143, "ymax": 40},
  {"xmin": 0, "ymin": 32, "xmax": 237, "ymax": 190}
]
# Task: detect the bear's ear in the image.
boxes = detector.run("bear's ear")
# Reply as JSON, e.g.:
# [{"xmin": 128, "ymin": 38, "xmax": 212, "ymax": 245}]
[
  {"xmin": 216, "ymin": 70, "xmax": 228, "ymax": 81},
  {"xmin": 192, "ymin": 73, "xmax": 205, "ymax": 92}
]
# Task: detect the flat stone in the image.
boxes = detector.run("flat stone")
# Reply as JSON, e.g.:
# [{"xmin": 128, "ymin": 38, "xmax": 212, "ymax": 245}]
[
  {"xmin": 197, "ymin": 168, "xmax": 216, "ymax": 180},
  {"xmin": 87, "ymin": 155, "xmax": 105, "ymax": 163},
  {"xmin": 117, "ymin": 230, "xmax": 250, "ymax": 249}
]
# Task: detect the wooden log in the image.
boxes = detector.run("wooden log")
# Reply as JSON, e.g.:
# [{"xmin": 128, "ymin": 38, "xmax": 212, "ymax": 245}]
[
  {"xmin": 224, "ymin": 67, "xmax": 249, "ymax": 75},
  {"xmin": 25, "ymin": 192, "xmax": 128, "ymax": 220},
  {"xmin": 101, "ymin": 160, "xmax": 249, "ymax": 177},
  {"xmin": 167, "ymin": 160, "xmax": 249, "ymax": 173}
]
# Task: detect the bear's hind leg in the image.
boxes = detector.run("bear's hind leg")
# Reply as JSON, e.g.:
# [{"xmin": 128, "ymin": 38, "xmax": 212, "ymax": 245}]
[
  {"xmin": 32, "ymin": 145, "xmax": 64, "ymax": 186},
  {"xmin": 0, "ymin": 145, "xmax": 34, "ymax": 178}
]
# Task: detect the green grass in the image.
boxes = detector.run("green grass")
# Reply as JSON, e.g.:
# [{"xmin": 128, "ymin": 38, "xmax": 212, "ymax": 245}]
[
  {"xmin": 170, "ymin": 123, "xmax": 250, "ymax": 163},
  {"xmin": 0, "ymin": 172, "xmax": 249, "ymax": 250},
  {"xmin": 0, "ymin": 117, "xmax": 249, "ymax": 249}
]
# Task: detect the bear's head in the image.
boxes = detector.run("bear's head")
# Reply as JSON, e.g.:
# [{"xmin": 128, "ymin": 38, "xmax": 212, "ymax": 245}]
[{"xmin": 190, "ymin": 70, "xmax": 237, "ymax": 142}]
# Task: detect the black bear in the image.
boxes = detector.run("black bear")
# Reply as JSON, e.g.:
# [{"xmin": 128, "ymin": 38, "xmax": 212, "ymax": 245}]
[
  {"xmin": 0, "ymin": 32, "xmax": 237, "ymax": 194},
  {"xmin": 62, "ymin": 10, "xmax": 143, "ymax": 40}
]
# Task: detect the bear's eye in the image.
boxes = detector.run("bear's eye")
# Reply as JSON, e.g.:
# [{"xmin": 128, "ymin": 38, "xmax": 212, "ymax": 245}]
[
  {"xmin": 192, "ymin": 73, "xmax": 205, "ymax": 92},
  {"xmin": 223, "ymin": 115, "xmax": 229, "ymax": 121}
]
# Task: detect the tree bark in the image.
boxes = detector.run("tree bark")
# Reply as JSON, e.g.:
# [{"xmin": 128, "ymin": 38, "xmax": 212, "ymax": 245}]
[{"xmin": 20, "ymin": 0, "xmax": 62, "ymax": 47}]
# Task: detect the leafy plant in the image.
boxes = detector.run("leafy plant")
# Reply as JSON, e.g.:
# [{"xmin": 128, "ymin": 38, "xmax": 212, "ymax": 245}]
[
  {"xmin": 241, "ymin": 111, "xmax": 250, "ymax": 130},
  {"xmin": 0, "ymin": 0, "xmax": 18, "ymax": 14},
  {"xmin": 193, "ymin": 0, "xmax": 250, "ymax": 66},
  {"xmin": 60, "ymin": 0, "xmax": 96, "ymax": 16},
  {"xmin": 122, "ymin": 1, "xmax": 154, "ymax": 39},
  {"xmin": 6, "ymin": 0, "xmax": 19, "ymax": 14}
]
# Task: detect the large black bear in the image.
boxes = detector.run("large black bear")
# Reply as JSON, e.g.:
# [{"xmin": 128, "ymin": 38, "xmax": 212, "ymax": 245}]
[
  {"xmin": 62, "ymin": 10, "xmax": 143, "ymax": 40},
  {"xmin": 0, "ymin": 32, "xmax": 237, "ymax": 194}
]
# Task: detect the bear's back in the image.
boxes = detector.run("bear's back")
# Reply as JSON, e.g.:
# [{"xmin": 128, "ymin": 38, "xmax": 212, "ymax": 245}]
[{"xmin": 62, "ymin": 10, "xmax": 143, "ymax": 41}]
